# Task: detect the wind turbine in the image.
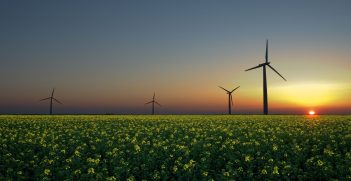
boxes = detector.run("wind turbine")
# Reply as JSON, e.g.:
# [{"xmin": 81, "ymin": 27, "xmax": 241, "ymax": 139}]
[
  {"xmin": 40, "ymin": 88, "xmax": 62, "ymax": 115},
  {"xmin": 145, "ymin": 92, "xmax": 161, "ymax": 115},
  {"xmin": 218, "ymin": 85, "xmax": 240, "ymax": 114},
  {"xmin": 245, "ymin": 40, "xmax": 286, "ymax": 115}
]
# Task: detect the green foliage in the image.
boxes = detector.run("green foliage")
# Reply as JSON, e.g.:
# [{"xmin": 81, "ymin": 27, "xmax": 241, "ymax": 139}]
[{"xmin": 0, "ymin": 115, "xmax": 351, "ymax": 180}]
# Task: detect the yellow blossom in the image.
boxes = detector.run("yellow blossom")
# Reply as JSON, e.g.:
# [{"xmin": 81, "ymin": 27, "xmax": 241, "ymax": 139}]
[
  {"xmin": 88, "ymin": 168, "xmax": 95, "ymax": 174},
  {"xmin": 261, "ymin": 169, "xmax": 267, "ymax": 175},
  {"xmin": 44, "ymin": 169, "xmax": 51, "ymax": 176},
  {"xmin": 273, "ymin": 166, "xmax": 279, "ymax": 175}
]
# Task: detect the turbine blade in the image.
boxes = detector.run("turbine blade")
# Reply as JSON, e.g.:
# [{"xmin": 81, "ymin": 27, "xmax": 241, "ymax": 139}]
[
  {"xmin": 218, "ymin": 86, "xmax": 230, "ymax": 92},
  {"xmin": 268, "ymin": 65, "xmax": 287, "ymax": 81},
  {"xmin": 39, "ymin": 97, "xmax": 50, "ymax": 101},
  {"xmin": 155, "ymin": 101, "xmax": 161, "ymax": 106},
  {"xmin": 231, "ymin": 86, "xmax": 240, "ymax": 93},
  {"xmin": 153, "ymin": 92, "xmax": 155, "ymax": 100},
  {"xmin": 53, "ymin": 98, "xmax": 62, "ymax": 104},
  {"xmin": 265, "ymin": 39, "xmax": 268, "ymax": 63},
  {"xmin": 145, "ymin": 101, "xmax": 153, "ymax": 105},
  {"xmin": 51, "ymin": 88, "xmax": 55, "ymax": 97},
  {"xmin": 245, "ymin": 64, "xmax": 263, "ymax": 71}
]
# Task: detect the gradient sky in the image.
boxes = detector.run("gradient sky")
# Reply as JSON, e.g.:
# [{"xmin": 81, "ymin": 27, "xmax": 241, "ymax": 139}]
[{"xmin": 1, "ymin": 0, "xmax": 351, "ymax": 114}]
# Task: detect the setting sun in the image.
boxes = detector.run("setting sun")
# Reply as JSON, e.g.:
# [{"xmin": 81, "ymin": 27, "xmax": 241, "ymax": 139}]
[{"xmin": 309, "ymin": 110, "xmax": 316, "ymax": 115}]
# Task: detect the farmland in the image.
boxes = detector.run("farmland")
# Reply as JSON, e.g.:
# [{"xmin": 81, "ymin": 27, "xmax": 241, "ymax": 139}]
[{"xmin": 0, "ymin": 115, "xmax": 351, "ymax": 180}]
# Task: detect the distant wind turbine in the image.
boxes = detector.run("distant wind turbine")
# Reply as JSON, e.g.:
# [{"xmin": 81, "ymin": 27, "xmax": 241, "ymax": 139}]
[
  {"xmin": 218, "ymin": 85, "xmax": 240, "ymax": 114},
  {"xmin": 145, "ymin": 92, "xmax": 161, "ymax": 115},
  {"xmin": 245, "ymin": 40, "xmax": 286, "ymax": 115},
  {"xmin": 40, "ymin": 88, "xmax": 62, "ymax": 115}
]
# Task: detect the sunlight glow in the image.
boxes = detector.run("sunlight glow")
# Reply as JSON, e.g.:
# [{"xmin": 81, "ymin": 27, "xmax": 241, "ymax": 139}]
[
  {"xmin": 309, "ymin": 110, "xmax": 315, "ymax": 115},
  {"xmin": 271, "ymin": 83, "xmax": 346, "ymax": 107}
]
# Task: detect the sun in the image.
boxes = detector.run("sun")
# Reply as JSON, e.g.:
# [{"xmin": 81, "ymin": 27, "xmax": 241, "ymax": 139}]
[{"xmin": 309, "ymin": 110, "xmax": 316, "ymax": 115}]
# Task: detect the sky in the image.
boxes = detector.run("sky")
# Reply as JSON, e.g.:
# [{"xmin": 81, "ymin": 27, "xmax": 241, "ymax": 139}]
[{"xmin": 1, "ymin": 0, "xmax": 351, "ymax": 114}]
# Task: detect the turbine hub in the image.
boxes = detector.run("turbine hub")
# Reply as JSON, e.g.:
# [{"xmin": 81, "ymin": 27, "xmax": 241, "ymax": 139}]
[{"xmin": 259, "ymin": 62, "xmax": 270, "ymax": 66}]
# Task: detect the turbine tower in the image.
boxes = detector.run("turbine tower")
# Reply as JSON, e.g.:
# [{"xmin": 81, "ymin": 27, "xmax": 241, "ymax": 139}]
[
  {"xmin": 40, "ymin": 88, "xmax": 62, "ymax": 115},
  {"xmin": 145, "ymin": 92, "xmax": 161, "ymax": 115},
  {"xmin": 218, "ymin": 85, "xmax": 240, "ymax": 115},
  {"xmin": 245, "ymin": 40, "xmax": 286, "ymax": 115}
]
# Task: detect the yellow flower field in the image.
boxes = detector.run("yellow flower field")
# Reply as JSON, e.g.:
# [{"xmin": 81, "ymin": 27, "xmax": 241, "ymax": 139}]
[{"xmin": 0, "ymin": 115, "xmax": 350, "ymax": 180}]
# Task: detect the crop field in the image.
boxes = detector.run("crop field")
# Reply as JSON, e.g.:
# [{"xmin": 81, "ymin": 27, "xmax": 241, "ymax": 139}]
[{"xmin": 0, "ymin": 115, "xmax": 351, "ymax": 180}]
